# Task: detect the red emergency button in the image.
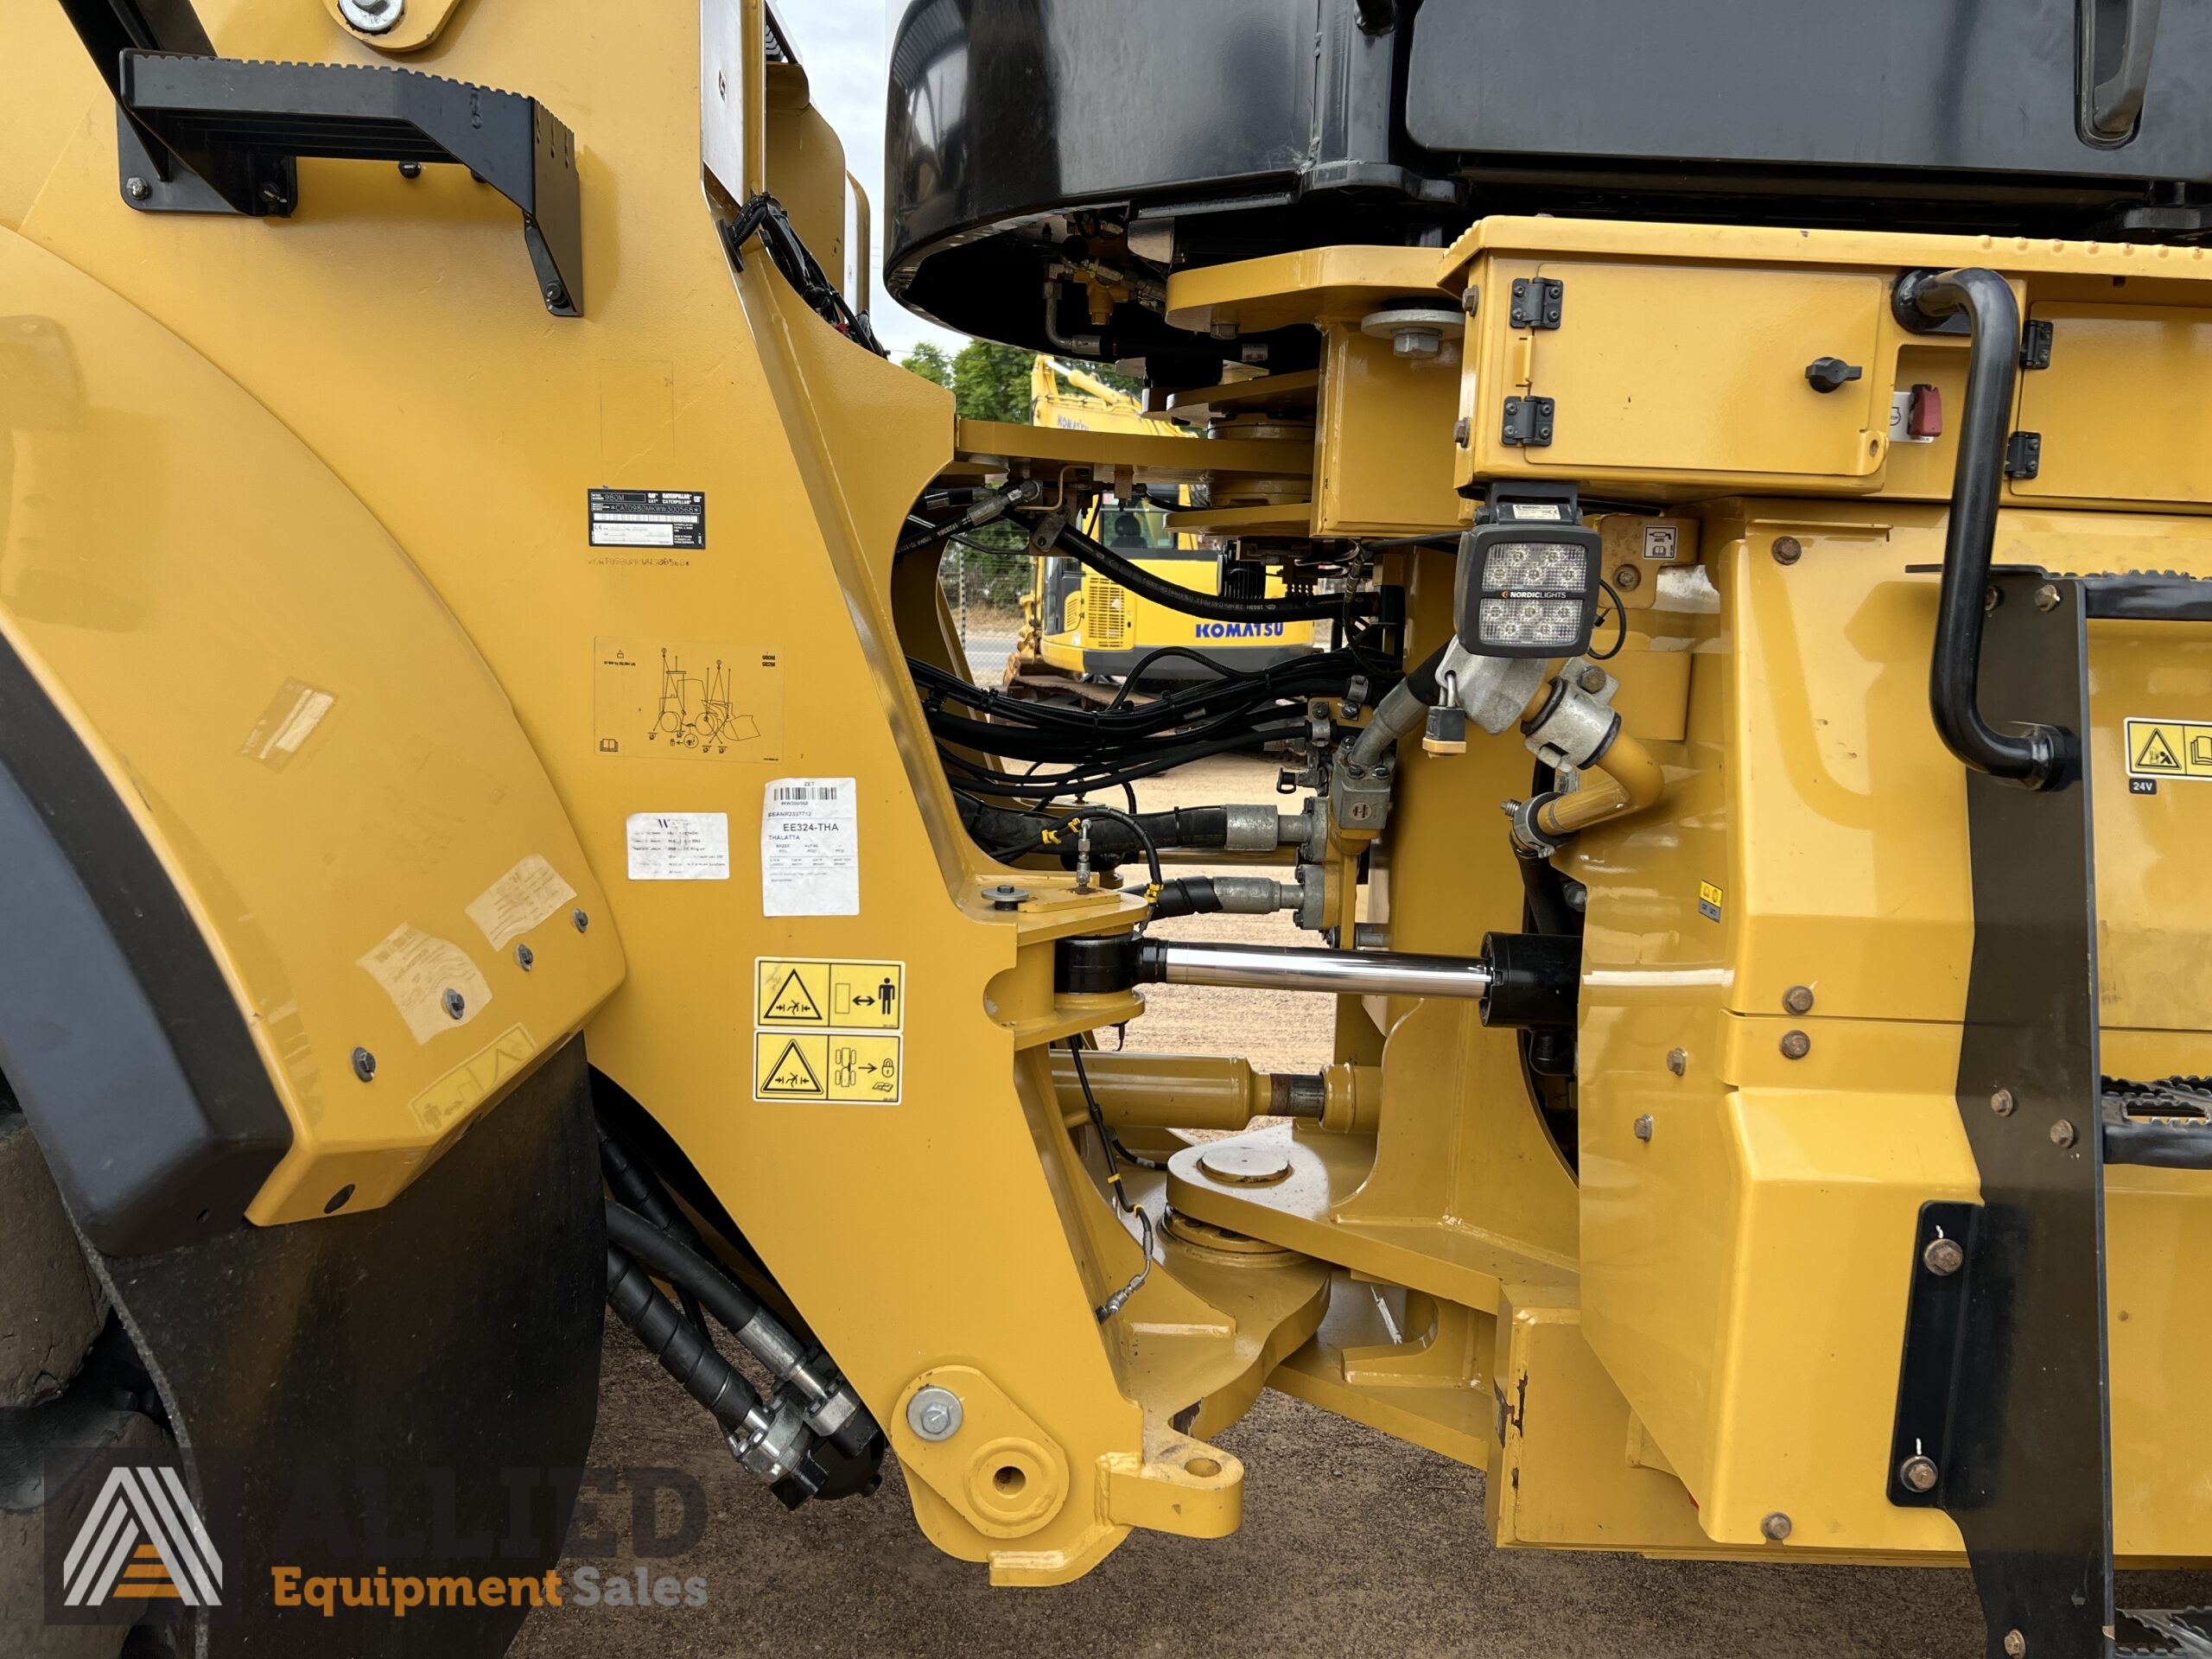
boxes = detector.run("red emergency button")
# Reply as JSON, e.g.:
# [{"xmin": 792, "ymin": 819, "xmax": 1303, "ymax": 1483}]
[{"xmin": 1906, "ymin": 383, "xmax": 1943, "ymax": 440}]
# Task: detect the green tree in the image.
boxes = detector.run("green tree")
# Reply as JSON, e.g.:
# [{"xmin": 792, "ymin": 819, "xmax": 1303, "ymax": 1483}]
[
  {"xmin": 899, "ymin": 341, "xmax": 952, "ymax": 388},
  {"xmin": 949, "ymin": 340, "xmax": 1036, "ymax": 424}
]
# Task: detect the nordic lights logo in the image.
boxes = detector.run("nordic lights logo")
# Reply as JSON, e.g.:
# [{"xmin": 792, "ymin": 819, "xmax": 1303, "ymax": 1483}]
[{"xmin": 61, "ymin": 1465, "xmax": 224, "ymax": 1610}]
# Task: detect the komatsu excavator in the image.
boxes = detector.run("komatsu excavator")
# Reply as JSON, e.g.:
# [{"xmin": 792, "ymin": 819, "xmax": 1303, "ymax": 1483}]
[{"xmin": 5, "ymin": 2, "xmax": 2212, "ymax": 1656}]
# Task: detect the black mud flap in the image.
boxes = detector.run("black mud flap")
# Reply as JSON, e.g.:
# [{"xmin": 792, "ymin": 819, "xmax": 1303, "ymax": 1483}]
[{"xmin": 87, "ymin": 1036, "xmax": 602, "ymax": 1656}]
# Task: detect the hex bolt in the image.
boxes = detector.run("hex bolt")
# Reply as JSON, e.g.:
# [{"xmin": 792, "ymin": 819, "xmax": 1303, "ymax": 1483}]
[
  {"xmin": 1612, "ymin": 563, "xmax": 1642, "ymax": 592},
  {"xmin": 2004, "ymin": 1631, "xmax": 2027, "ymax": 1658},
  {"xmin": 906, "ymin": 1384, "xmax": 963, "ymax": 1442},
  {"xmin": 1990, "ymin": 1087, "xmax": 2016, "ymax": 1117},
  {"xmin": 442, "ymin": 988, "xmax": 467, "ymax": 1020},
  {"xmin": 124, "ymin": 176, "xmax": 150, "ymax": 201},
  {"xmin": 1783, "ymin": 984, "xmax": 1815, "ymax": 1015},
  {"xmin": 1985, "ymin": 583, "xmax": 2003, "ymax": 613},
  {"xmin": 543, "ymin": 282, "xmax": 565, "ymax": 307},
  {"xmin": 351, "ymin": 1046, "xmax": 378, "ymax": 1083},
  {"xmin": 2050, "ymin": 1119, "xmax": 2077, "ymax": 1148},
  {"xmin": 1460, "ymin": 287, "xmax": 1480, "ymax": 315},
  {"xmin": 1923, "ymin": 1236, "xmax": 1966, "ymax": 1276},
  {"xmin": 1760, "ymin": 1511, "xmax": 1792, "ymax": 1541},
  {"xmin": 1666, "ymin": 1048, "xmax": 1688, "ymax": 1077},
  {"xmin": 1452, "ymin": 416, "xmax": 1471, "ymax": 448},
  {"xmin": 339, "ymin": 0, "xmax": 404, "ymax": 32},
  {"xmin": 1579, "ymin": 666, "xmax": 1609, "ymax": 694},
  {"xmin": 515, "ymin": 943, "xmax": 535, "ymax": 971},
  {"xmin": 572, "ymin": 907, "xmax": 590, "ymax": 932},
  {"xmin": 1771, "ymin": 536, "xmax": 1802, "ymax": 566},
  {"xmin": 1633, "ymin": 1115, "xmax": 1655, "ymax": 1142},
  {"xmin": 982, "ymin": 884, "xmax": 1031, "ymax": 912},
  {"xmin": 2033, "ymin": 582, "xmax": 2063, "ymax": 612},
  {"xmin": 398, "ymin": 161, "xmax": 423, "ymax": 180},
  {"xmin": 1780, "ymin": 1029, "xmax": 1811, "ymax": 1061},
  {"xmin": 1899, "ymin": 1454, "xmax": 1939, "ymax": 1493}
]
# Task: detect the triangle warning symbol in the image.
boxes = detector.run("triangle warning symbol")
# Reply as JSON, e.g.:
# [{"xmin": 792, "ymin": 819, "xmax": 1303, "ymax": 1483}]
[
  {"xmin": 2136, "ymin": 728, "xmax": 2182, "ymax": 772},
  {"xmin": 765, "ymin": 969, "xmax": 823, "ymax": 1021},
  {"xmin": 760, "ymin": 1040, "xmax": 823, "ymax": 1096}
]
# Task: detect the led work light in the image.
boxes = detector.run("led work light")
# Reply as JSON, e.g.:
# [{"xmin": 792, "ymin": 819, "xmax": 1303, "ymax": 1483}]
[{"xmin": 1453, "ymin": 485, "xmax": 1602, "ymax": 658}]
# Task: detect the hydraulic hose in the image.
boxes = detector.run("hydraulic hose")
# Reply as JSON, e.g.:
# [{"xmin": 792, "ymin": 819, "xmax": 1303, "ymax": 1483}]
[
  {"xmin": 606, "ymin": 1246, "xmax": 765, "ymax": 1434},
  {"xmin": 1894, "ymin": 266, "xmax": 2069, "ymax": 789},
  {"xmin": 958, "ymin": 798, "xmax": 1294, "ymax": 864},
  {"xmin": 1148, "ymin": 875, "xmax": 1298, "ymax": 918},
  {"xmin": 1346, "ymin": 640, "xmax": 1449, "ymax": 771},
  {"xmin": 1039, "ymin": 515, "xmax": 1357, "ymax": 624}
]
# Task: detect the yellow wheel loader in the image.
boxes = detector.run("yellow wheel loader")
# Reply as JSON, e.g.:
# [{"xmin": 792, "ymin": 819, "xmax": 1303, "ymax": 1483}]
[{"xmin": 7, "ymin": 1, "xmax": 2212, "ymax": 1656}]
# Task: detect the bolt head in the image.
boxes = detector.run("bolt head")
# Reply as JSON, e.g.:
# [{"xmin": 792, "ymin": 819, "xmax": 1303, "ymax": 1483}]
[
  {"xmin": 1633, "ymin": 1114, "xmax": 1655, "ymax": 1142},
  {"xmin": 515, "ymin": 943, "xmax": 535, "ymax": 971},
  {"xmin": 1452, "ymin": 416, "xmax": 1471, "ymax": 448},
  {"xmin": 1579, "ymin": 666, "xmax": 1608, "ymax": 694},
  {"xmin": 339, "ymin": 0, "xmax": 404, "ymax": 31},
  {"xmin": 2033, "ymin": 582, "xmax": 2063, "ymax": 612},
  {"xmin": 1460, "ymin": 287, "xmax": 1480, "ymax": 315},
  {"xmin": 572, "ymin": 907, "xmax": 590, "ymax": 932},
  {"xmin": 397, "ymin": 161, "xmax": 423, "ymax": 180},
  {"xmin": 1783, "ymin": 984, "xmax": 1815, "ymax": 1015},
  {"xmin": 350, "ymin": 1046, "xmax": 377, "ymax": 1083},
  {"xmin": 1666, "ymin": 1047, "xmax": 1688, "ymax": 1077},
  {"xmin": 442, "ymin": 987, "xmax": 466, "ymax": 1020},
  {"xmin": 1985, "ymin": 583, "xmax": 2003, "ymax": 613},
  {"xmin": 1771, "ymin": 536, "xmax": 1802, "ymax": 566},
  {"xmin": 1779, "ymin": 1029, "xmax": 1811, "ymax": 1061},
  {"xmin": 1392, "ymin": 329, "xmax": 1441, "ymax": 358},
  {"xmin": 2050, "ymin": 1118, "xmax": 2077, "ymax": 1148},
  {"xmin": 1923, "ymin": 1236, "xmax": 1966, "ymax": 1276},
  {"xmin": 2004, "ymin": 1631, "xmax": 2027, "ymax": 1658},
  {"xmin": 543, "ymin": 282, "xmax": 565, "ymax": 306},
  {"xmin": 1612, "ymin": 563, "xmax": 1642, "ymax": 592},
  {"xmin": 906, "ymin": 1384, "xmax": 963, "ymax": 1442},
  {"xmin": 1899, "ymin": 1454, "xmax": 1940, "ymax": 1494},
  {"xmin": 1760, "ymin": 1511, "xmax": 1792, "ymax": 1541},
  {"xmin": 124, "ymin": 176, "xmax": 151, "ymax": 201},
  {"xmin": 1990, "ymin": 1087, "xmax": 2016, "ymax": 1116}
]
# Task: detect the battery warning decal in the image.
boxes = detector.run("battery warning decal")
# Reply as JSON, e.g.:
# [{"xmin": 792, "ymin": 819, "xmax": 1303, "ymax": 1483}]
[
  {"xmin": 2125, "ymin": 718, "xmax": 2212, "ymax": 783},
  {"xmin": 753, "ymin": 958, "xmax": 904, "ymax": 1103}
]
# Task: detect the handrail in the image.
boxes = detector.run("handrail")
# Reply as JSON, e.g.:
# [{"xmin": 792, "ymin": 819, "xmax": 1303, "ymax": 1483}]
[{"xmin": 1893, "ymin": 267, "xmax": 2070, "ymax": 791}]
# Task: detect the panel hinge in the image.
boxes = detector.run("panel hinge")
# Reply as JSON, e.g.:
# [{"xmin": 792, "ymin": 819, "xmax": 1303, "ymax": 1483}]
[
  {"xmin": 1501, "ymin": 396, "xmax": 1554, "ymax": 448},
  {"xmin": 1509, "ymin": 276, "xmax": 1563, "ymax": 330},
  {"xmin": 2005, "ymin": 430, "xmax": 2043, "ymax": 480},
  {"xmin": 2019, "ymin": 319, "xmax": 2054, "ymax": 370}
]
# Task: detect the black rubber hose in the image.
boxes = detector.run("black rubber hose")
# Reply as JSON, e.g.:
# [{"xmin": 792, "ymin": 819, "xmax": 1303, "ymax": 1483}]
[
  {"xmin": 1895, "ymin": 267, "xmax": 2068, "ymax": 788},
  {"xmin": 1149, "ymin": 878, "xmax": 1225, "ymax": 919},
  {"xmin": 598, "ymin": 1123, "xmax": 710, "ymax": 1332},
  {"xmin": 1042, "ymin": 517, "xmax": 1357, "ymax": 623},
  {"xmin": 1402, "ymin": 639, "xmax": 1449, "ymax": 705},
  {"xmin": 957, "ymin": 799, "xmax": 1236, "ymax": 861},
  {"xmin": 606, "ymin": 1200, "xmax": 768, "ymax": 1337},
  {"xmin": 607, "ymin": 1246, "xmax": 763, "ymax": 1433}
]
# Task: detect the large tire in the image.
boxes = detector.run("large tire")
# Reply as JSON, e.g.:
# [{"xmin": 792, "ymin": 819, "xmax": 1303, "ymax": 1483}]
[
  {"xmin": 0, "ymin": 1393, "xmax": 167, "ymax": 1659},
  {"xmin": 0, "ymin": 1103, "xmax": 107, "ymax": 1408}
]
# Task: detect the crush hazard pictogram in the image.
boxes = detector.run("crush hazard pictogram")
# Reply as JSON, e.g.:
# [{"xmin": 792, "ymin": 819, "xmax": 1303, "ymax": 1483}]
[
  {"xmin": 756, "ymin": 1033, "xmax": 827, "ymax": 1098},
  {"xmin": 760, "ymin": 964, "xmax": 827, "ymax": 1023}
]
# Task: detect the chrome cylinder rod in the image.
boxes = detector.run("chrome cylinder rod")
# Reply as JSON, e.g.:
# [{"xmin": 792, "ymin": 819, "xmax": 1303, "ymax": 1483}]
[{"xmin": 1135, "ymin": 939, "xmax": 1493, "ymax": 1000}]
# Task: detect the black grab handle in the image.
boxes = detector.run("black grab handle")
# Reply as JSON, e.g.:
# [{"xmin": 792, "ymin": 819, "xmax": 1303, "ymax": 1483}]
[{"xmin": 1894, "ymin": 268, "xmax": 2071, "ymax": 791}]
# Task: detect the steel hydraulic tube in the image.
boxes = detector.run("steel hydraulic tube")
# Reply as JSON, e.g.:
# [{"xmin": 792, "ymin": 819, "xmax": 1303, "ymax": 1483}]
[{"xmin": 1135, "ymin": 938, "xmax": 1493, "ymax": 999}]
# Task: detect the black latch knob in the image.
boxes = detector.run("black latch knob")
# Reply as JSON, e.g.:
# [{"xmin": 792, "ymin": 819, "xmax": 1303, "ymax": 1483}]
[{"xmin": 1805, "ymin": 356, "xmax": 1865, "ymax": 393}]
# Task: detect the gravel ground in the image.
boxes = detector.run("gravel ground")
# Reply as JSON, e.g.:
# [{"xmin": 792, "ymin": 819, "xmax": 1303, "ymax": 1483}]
[{"xmin": 518, "ymin": 754, "xmax": 2202, "ymax": 1658}]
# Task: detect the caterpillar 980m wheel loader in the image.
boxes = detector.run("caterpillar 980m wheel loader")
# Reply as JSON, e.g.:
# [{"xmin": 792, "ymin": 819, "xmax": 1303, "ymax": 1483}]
[{"xmin": 6, "ymin": 1, "xmax": 2212, "ymax": 1655}]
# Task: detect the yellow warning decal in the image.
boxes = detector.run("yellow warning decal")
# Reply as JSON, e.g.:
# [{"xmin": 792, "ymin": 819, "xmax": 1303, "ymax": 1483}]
[
  {"xmin": 753, "ymin": 957, "xmax": 906, "ymax": 1103},
  {"xmin": 751, "ymin": 1031, "xmax": 903, "ymax": 1104},
  {"xmin": 755, "ymin": 958, "xmax": 904, "ymax": 1028},
  {"xmin": 1697, "ymin": 881, "xmax": 1723, "ymax": 923},
  {"xmin": 2125, "ymin": 718, "xmax": 2212, "ymax": 780}
]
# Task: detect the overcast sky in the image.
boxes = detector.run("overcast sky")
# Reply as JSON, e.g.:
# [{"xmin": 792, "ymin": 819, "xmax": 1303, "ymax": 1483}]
[{"xmin": 780, "ymin": 0, "xmax": 966, "ymax": 362}]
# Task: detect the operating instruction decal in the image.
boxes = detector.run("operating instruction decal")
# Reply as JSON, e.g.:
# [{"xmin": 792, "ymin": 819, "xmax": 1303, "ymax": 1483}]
[
  {"xmin": 594, "ymin": 637, "xmax": 782, "ymax": 760},
  {"xmin": 753, "ymin": 957, "xmax": 905, "ymax": 1104},
  {"xmin": 588, "ymin": 488, "xmax": 705, "ymax": 549},
  {"xmin": 2125, "ymin": 717, "xmax": 2212, "ymax": 791}
]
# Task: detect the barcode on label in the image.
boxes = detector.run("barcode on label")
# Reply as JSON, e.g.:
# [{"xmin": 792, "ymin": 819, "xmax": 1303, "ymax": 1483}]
[{"xmin": 773, "ymin": 785, "xmax": 842, "ymax": 804}]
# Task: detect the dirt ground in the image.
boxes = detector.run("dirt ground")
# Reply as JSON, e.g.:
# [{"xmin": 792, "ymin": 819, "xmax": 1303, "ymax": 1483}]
[{"xmin": 517, "ymin": 753, "xmax": 2202, "ymax": 1658}]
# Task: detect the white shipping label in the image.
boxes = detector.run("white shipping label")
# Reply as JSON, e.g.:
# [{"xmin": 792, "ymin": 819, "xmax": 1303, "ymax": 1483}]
[
  {"xmin": 761, "ymin": 778, "xmax": 859, "ymax": 917},
  {"xmin": 626, "ymin": 811, "xmax": 730, "ymax": 880}
]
